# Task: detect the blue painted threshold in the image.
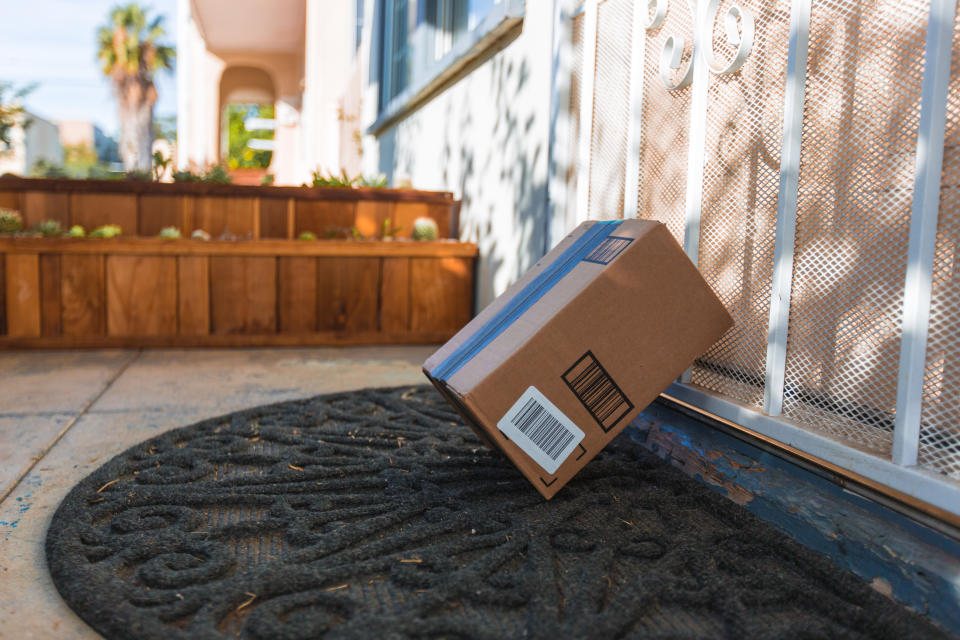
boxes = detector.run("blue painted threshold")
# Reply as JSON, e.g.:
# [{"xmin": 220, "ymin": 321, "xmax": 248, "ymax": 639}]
[{"xmin": 628, "ymin": 399, "xmax": 960, "ymax": 637}]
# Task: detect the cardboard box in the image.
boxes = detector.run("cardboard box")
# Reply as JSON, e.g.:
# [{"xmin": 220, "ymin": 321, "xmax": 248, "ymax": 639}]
[{"xmin": 423, "ymin": 219, "xmax": 732, "ymax": 498}]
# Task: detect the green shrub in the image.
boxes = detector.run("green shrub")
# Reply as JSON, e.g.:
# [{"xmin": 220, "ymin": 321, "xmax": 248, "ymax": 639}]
[
  {"xmin": 202, "ymin": 164, "xmax": 232, "ymax": 184},
  {"xmin": 172, "ymin": 169, "xmax": 201, "ymax": 183},
  {"xmin": 411, "ymin": 217, "xmax": 438, "ymax": 241},
  {"xmin": 0, "ymin": 208, "xmax": 23, "ymax": 233},
  {"xmin": 34, "ymin": 220, "xmax": 64, "ymax": 237},
  {"xmin": 89, "ymin": 224, "xmax": 122, "ymax": 238},
  {"xmin": 298, "ymin": 231, "xmax": 317, "ymax": 241},
  {"xmin": 191, "ymin": 229, "xmax": 211, "ymax": 241},
  {"xmin": 158, "ymin": 226, "xmax": 181, "ymax": 239},
  {"xmin": 68, "ymin": 225, "xmax": 86, "ymax": 238}
]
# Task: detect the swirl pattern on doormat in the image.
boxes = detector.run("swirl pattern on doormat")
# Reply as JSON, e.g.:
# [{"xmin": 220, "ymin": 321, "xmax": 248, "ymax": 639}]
[{"xmin": 46, "ymin": 386, "xmax": 946, "ymax": 639}]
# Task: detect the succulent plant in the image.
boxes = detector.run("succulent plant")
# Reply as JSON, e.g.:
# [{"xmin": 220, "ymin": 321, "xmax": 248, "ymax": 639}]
[
  {"xmin": 34, "ymin": 220, "xmax": 64, "ymax": 237},
  {"xmin": 411, "ymin": 216, "xmax": 439, "ymax": 241},
  {"xmin": 89, "ymin": 224, "xmax": 122, "ymax": 239},
  {"xmin": 158, "ymin": 226, "xmax": 181, "ymax": 239},
  {"xmin": 298, "ymin": 231, "xmax": 317, "ymax": 241},
  {"xmin": 191, "ymin": 229, "xmax": 211, "ymax": 241},
  {"xmin": 0, "ymin": 209, "xmax": 23, "ymax": 234},
  {"xmin": 381, "ymin": 218, "xmax": 402, "ymax": 241},
  {"xmin": 68, "ymin": 225, "xmax": 86, "ymax": 238}
]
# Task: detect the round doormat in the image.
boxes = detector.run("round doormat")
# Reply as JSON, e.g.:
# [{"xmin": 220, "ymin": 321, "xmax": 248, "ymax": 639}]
[{"xmin": 46, "ymin": 386, "xmax": 946, "ymax": 639}]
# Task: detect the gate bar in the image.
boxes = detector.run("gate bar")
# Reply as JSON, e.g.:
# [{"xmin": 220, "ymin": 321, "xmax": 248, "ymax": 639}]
[
  {"xmin": 892, "ymin": 0, "xmax": 958, "ymax": 466},
  {"xmin": 622, "ymin": 0, "xmax": 649, "ymax": 219},
  {"xmin": 763, "ymin": 0, "xmax": 812, "ymax": 416},
  {"xmin": 574, "ymin": 0, "xmax": 599, "ymax": 225}
]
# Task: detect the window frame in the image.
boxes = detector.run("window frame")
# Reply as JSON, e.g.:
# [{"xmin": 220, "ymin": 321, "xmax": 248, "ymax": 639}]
[{"xmin": 369, "ymin": 0, "xmax": 525, "ymax": 135}]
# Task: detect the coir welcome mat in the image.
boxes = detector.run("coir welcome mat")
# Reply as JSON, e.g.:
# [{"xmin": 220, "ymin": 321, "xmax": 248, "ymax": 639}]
[{"xmin": 45, "ymin": 386, "xmax": 947, "ymax": 639}]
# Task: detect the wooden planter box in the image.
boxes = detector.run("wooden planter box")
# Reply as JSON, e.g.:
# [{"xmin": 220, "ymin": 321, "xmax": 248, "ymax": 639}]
[
  {"xmin": 0, "ymin": 176, "xmax": 459, "ymax": 241},
  {"xmin": 0, "ymin": 238, "xmax": 476, "ymax": 348}
]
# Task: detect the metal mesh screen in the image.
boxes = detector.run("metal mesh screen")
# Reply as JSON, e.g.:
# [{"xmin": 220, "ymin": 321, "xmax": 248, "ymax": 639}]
[
  {"xmin": 781, "ymin": 0, "xmax": 928, "ymax": 455},
  {"xmin": 635, "ymin": 2, "xmax": 693, "ymax": 243},
  {"xmin": 919, "ymin": 7, "xmax": 960, "ymax": 479},
  {"xmin": 567, "ymin": 11, "xmax": 585, "ymax": 224},
  {"xmin": 690, "ymin": 0, "xmax": 791, "ymax": 407},
  {"xmin": 587, "ymin": 0, "xmax": 633, "ymax": 219}
]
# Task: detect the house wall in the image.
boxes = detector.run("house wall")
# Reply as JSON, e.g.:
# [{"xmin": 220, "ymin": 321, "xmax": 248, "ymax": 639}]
[
  {"xmin": 0, "ymin": 111, "xmax": 63, "ymax": 177},
  {"xmin": 365, "ymin": 3, "xmax": 555, "ymax": 308}
]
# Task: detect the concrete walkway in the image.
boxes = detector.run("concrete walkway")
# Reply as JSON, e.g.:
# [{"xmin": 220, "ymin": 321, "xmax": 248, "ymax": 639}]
[{"xmin": 0, "ymin": 346, "xmax": 435, "ymax": 639}]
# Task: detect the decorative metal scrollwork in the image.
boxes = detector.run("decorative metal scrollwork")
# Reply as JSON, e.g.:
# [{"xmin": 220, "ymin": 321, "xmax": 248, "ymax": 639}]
[{"xmin": 651, "ymin": 0, "xmax": 755, "ymax": 91}]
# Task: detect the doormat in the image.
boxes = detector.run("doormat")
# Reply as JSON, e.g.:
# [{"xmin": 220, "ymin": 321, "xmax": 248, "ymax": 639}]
[{"xmin": 46, "ymin": 386, "xmax": 947, "ymax": 639}]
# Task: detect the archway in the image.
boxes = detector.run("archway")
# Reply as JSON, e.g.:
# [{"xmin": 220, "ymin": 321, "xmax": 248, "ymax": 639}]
[{"xmin": 218, "ymin": 66, "xmax": 276, "ymax": 182}]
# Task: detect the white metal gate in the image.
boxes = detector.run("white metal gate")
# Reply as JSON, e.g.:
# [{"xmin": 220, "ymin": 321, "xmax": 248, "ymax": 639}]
[{"xmin": 549, "ymin": 0, "xmax": 960, "ymax": 518}]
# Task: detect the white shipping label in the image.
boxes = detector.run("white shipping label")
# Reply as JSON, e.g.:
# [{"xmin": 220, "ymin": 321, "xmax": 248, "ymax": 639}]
[{"xmin": 497, "ymin": 386, "xmax": 585, "ymax": 475}]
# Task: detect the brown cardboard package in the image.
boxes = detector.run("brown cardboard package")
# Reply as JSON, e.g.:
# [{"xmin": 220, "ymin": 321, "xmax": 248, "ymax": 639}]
[{"xmin": 423, "ymin": 219, "xmax": 732, "ymax": 498}]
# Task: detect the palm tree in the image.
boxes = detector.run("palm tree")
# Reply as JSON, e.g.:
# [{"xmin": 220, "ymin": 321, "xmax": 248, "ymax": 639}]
[{"xmin": 96, "ymin": 4, "xmax": 174, "ymax": 172}]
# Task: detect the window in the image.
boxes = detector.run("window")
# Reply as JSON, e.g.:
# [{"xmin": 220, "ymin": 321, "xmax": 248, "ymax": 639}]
[
  {"xmin": 373, "ymin": 0, "xmax": 523, "ymax": 131},
  {"xmin": 355, "ymin": 0, "xmax": 364, "ymax": 52}
]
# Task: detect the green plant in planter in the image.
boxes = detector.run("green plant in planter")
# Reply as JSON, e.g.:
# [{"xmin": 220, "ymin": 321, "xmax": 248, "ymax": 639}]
[
  {"xmin": 355, "ymin": 173, "xmax": 388, "ymax": 188},
  {"xmin": 381, "ymin": 218, "xmax": 402, "ymax": 241},
  {"xmin": 89, "ymin": 224, "xmax": 122, "ymax": 238},
  {"xmin": 34, "ymin": 220, "xmax": 64, "ymax": 237},
  {"xmin": 260, "ymin": 173, "xmax": 275, "ymax": 186},
  {"xmin": 298, "ymin": 231, "xmax": 317, "ymax": 241},
  {"xmin": 68, "ymin": 224, "xmax": 86, "ymax": 238},
  {"xmin": 191, "ymin": 229, "xmax": 211, "ymax": 241},
  {"xmin": 411, "ymin": 217, "xmax": 438, "ymax": 241},
  {"xmin": 202, "ymin": 164, "xmax": 232, "ymax": 184},
  {"xmin": 173, "ymin": 169, "xmax": 201, "ymax": 183},
  {"xmin": 0, "ymin": 209, "xmax": 23, "ymax": 234},
  {"xmin": 158, "ymin": 226, "xmax": 181, "ymax": 239},
  {"xmin": 311, "ymin": 169, "xmax": 353, "ymax": 188}
]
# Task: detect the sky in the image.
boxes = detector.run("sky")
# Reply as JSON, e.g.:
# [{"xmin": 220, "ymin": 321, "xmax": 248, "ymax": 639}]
[{"xmin": 0, "ymin": 0, "xmax": 178, "ymax": 138}]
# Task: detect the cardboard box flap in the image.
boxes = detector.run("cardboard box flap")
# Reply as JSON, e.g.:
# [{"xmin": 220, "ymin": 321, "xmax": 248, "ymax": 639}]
[
  {"xmin": 423, "ymin": 221, "xmax": 598, "ymax": 376},
  {"xmin": 425, "ymin": 220, "xmax": 661, "ymax": 396}
]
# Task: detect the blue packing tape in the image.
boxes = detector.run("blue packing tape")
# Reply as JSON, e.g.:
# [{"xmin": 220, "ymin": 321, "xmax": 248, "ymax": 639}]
[{"xmin": 430, "ymin": 220, "xmax": 623, "ymax": 381}]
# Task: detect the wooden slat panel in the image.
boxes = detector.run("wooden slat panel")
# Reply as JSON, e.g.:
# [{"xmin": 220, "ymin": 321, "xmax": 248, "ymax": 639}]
[
  {"xmin": 181, "ymin": 195, "xmax": 196, "ymax": 232},
  {"xmin": 139, "ymin": 195, "xmax": 182, "ymax": 236},
  {"xmin": 0, "ymin": 237, "xmax": 478, "ymax": 257},
  {"xmin": 259, "ymin": 198, "xmax": 289, "ymax": 238},
  {"xmin": 106, "ymin": 256, "xmax": 177, "ymax": 336},
  {"xmin": 194, "ymin": 197, "xmax": 257, "ymax": 238},
  {"xmin": 0, "ymin": 253, "xmax": 5, "ymax": 335},
  {"xmin": 355, "ymin": 201, "xmax": 394, "ymax": 238},
  {"xmin": 61, "ymin": 254, "xmax": 105, "ymax": 336},
  {"xmin": 178, "ymin": 256, "xmax": 210, "ymax": 335},
  {"xmin": 295, "ymin": 200, "xmax": 356, "ymax": 237},
  {"xmin": 209, "ymin": 256, "xmax": 276, "ymax": 334},
  {"xmin": 39, "ymin": 254, "xmax": 61, "ymax": 336},
  {"xmin": 427, "ymin": 203, "xmax": 453, "ymax": 238},
  {"xmin": 316, "ymin": 257, "xmax": 379, "ymax": 331},
  {"xmin": 69, "ymin": 193, "xmax": 138, "ymax": 234},
  {"xmin": 278, "ymin": 257, "xmax": 317, "ymax": 332},
  {"xmin": 392, "ymin": 202, "xmax": 429, "ymax": 239},
  {"xmin": 4, "ymin": 254, "xmax": 41, "ymax": 337},
  {"xmin": 380, "ymin": 257, "xmax": 410, "ymax": 332},
  {"xmin": 22, "ymin": 192, "xmax": 69, "ymax": 229},
  {"xmin": 410, "ymin": 257, "xmax": 473, "ymax": 333},
  {"xmin": 0, "ymin": 191, "xmax": 20, "ymax": 212}
]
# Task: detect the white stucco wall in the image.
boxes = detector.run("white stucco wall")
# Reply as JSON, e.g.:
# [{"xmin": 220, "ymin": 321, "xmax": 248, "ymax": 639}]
[
  {"xmin": 0, "ymin": 111, "xmax": 63, "ymax": 176},
  {"xmin": 369, "ymin": 4, "xmax": 554, "ymax": 309}
]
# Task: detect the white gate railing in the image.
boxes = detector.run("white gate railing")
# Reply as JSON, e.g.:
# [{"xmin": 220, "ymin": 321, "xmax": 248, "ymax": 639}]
[{"xmin": 549, "ymin": 0, "xmax": 960, "ymax": 518}]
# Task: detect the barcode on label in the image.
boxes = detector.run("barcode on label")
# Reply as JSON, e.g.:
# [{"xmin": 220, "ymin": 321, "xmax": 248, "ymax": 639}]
[
  {"xmin": 583, "ymin": 236, "xmax": 633, "ymax": 265},
  {"xmin": 562, "ymin": 351, "xmax": 634, "ymax": 432},
  {"xmin": 497, "ymin": 387, "xmax": 584, "ymax": 475}
]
